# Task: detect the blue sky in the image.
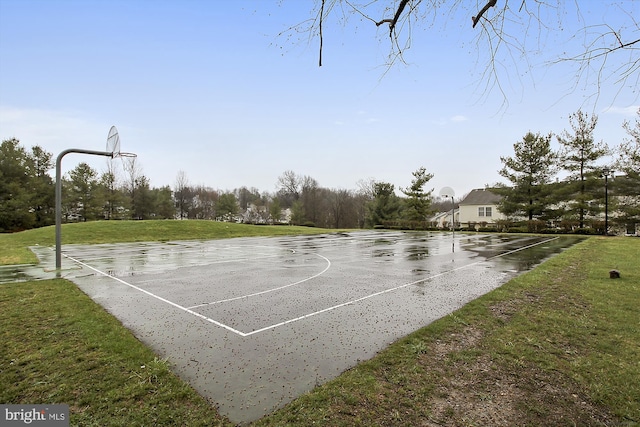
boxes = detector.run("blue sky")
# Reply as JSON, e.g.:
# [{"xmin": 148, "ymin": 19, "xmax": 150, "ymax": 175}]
[{"xmin": 1, "ymin": 0, "xmax": 638, "ymax": 199}]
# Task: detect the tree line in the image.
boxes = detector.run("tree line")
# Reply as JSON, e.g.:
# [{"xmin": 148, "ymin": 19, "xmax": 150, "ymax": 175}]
[
  {"xmin": 1, "ymin": 109, "xmax": 638, "ymax": 233},
  {"xmin": 0, "ymin": 136, "xmax": 441, "ymax": 232},
  {"xmin": 494, "ymin": 109, "xmax": 639, "ymax": 233}
]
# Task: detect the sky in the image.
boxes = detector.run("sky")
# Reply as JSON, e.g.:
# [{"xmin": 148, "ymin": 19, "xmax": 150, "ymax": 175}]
[{"xmin": 1, "ymin": 0, "xmax": 638, "ymax": 199}]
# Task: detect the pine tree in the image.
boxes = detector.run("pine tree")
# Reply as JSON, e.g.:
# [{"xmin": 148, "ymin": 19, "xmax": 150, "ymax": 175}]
[
  {"xmin": 400, "ymin": 167, "xmax": 434, "ymax": 223},
  {"xmin": 613, "ymin": 108, "xmax": 640, "ymax": 232},
  {"xmin": 557, "ymin": 110, "xmax": 609, "ymax": 229},
  {"xmin": 496, "ymin": 132, "xmax": 557, "ymax": 221}
]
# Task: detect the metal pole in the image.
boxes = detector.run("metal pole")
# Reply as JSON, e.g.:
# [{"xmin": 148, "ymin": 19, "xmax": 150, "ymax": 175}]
[
  {"xmin": 451, "ymin": 195, "xmax": 455, "ymax": 253},
  {"xmin": 604, "ymin": 174, "xmax": 609, "ymax": 236},
  {"xmin": 601, "ymin": 167, "xmax": 611, "ymax": 237},
  {"xmin": 55, "ymin": 148, "xmax": 113, "ymax": 274}
]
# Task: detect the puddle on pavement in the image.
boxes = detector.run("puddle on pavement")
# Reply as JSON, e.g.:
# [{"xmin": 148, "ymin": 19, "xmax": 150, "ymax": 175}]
[
  {"xmin": 0, "ymin": 264, "xmax": 59, "ymax": 283},
  {"xmin": 3, "ymin": 232, "xmax": 586, "ymax": 424}
]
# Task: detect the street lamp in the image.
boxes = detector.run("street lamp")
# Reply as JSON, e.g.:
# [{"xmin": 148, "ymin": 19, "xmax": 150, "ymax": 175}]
[
  {"xmin": 439, "ymin": 187, "xmax": 455, "ymax": 252},
  {"xmin": 601, "ymin": 167, "xmax": 612, "ymax": 236}
]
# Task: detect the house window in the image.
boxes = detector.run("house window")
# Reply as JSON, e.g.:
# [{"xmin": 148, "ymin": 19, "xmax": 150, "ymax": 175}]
[{"xmin": 478, "ymin": 207, "xmax": 493, "ymax": 217}]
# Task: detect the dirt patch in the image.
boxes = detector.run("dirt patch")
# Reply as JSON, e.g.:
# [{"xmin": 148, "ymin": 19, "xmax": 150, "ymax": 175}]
[
  {"xmin": 489, "ymin": 292, "xmax": 541, "ymax": 322},
  {"xmin": 431, "ymin": 327, "xmax": 484, "ymax": 357},
  {"xmin": 417, "ymin": 323, "xmax": 616, "ymax": 426}
]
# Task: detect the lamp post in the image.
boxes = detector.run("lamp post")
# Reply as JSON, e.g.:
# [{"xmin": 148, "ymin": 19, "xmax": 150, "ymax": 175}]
[
  {"xmin": 450, "ymin": 195, "xmax": 455, "ymax": 252},
  {"xmin": 439, "ymin": 187, "xmax": 455, "ymax": 252},
  {"xmin": 601, "ymin": 167, "xmax": 612, "ymax": 236}
]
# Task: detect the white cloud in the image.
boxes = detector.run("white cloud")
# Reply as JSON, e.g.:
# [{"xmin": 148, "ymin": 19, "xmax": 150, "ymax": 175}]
[
  {"xmin": 450, "ymin": 115, "xmax": 468, "ymax": 122},
  {"xmin": 0, "ymin": 106, "xmax": 109, "ymax": 149},
  {"xmin": 0, "ymin": 105, "xmax": 116, "ymax": 176},
  {"xmin": 602, "ymin": 105, "xmax": 640, "ymax": 117},
  {"xmin": 430, "ymin": 115, "xmax": 468, "ymax": 126}
]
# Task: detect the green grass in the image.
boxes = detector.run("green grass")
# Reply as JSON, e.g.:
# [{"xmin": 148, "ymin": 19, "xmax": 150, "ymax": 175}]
[
  {"xmin": 253, "ymin": 236, "xmax": 640, "ymax": 426},
  {"xmin": 0, "ymin": 220, "xmax": 343, "ymax": 265},
  {"xmin": 0, "ymin": 279, "xmax": 232, "ymax": 426},
  {"xmin": 1, "ymin": 223, "xmax": 638, "ymax": 426}
]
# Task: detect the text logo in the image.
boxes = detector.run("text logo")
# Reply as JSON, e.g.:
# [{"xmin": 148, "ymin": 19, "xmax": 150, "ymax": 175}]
[{"xmin": 1, "ymin": 405, "xmax": 69, "ymax": 426}]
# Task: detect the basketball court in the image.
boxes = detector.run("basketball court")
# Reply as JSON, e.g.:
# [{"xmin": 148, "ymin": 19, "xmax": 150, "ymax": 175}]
[{"xmin": 27, "ymin": 231, "xmax": 580, "ymax": 424}]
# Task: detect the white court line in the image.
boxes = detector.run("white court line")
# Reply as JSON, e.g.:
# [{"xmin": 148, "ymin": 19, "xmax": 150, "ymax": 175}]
[
  {"xmin": 61, "ymin": 236, "xmax": 559, "ymax": 337},
  {"xmin": 240, "ymin": 236, "xmax": 560, "ymax": 336},
  {"xmin": 186, "ymin": 252, "xmax": 331, "ymax": 309},
  {"xmin": 61, "ymin": 252, "xmax": 248, "ymax": 336}
]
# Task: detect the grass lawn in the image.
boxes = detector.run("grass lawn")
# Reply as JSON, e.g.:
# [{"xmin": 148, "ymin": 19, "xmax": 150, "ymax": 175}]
[
  {"xmin": 253, "ymin": 236, "xmax": 640, "ymax": 426},
  {"xmin": 1, "ymin": 223, "xmax": 638, "ymax": 426},
  {"xmin": 0, "ymin": 220, "xmax": 343, "ymax": 265}
]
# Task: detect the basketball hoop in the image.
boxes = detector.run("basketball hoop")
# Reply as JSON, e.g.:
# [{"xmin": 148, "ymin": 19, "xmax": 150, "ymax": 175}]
[
  {"xmin": 106, "ymin": 126, "xmax": 121, "ymax": 157},
  {"xmin": 55, "ymin": 125, "xmax": 138, "ymax": 273},
  {"xmin": 115, "ymin": 152, "xmax": 137, "ymax": 159},
  {"xmin": 106, "ymin": 126, "xmax": 137, "ymax": 159}
]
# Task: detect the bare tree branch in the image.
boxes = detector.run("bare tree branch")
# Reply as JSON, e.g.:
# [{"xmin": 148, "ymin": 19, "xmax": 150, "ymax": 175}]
[
  {"xmin": 388, "ymin": 0, "xmax": 410, "ymax": 36},
  {"xmin": 319, "ymin": 0, "xmax": 325, "ymax": 66},
  {"xmin": 282, "ymin": 1, "xmax": 639, "ymax": 109},
  {"xmin": 473, "ymin": 0, "xmax": 498, "ymax": 28}
]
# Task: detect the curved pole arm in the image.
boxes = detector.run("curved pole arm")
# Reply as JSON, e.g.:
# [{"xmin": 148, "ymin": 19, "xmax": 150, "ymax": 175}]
[{"xmin": 55, "ymin": 149, "xmax": 114, "ymax": 273}]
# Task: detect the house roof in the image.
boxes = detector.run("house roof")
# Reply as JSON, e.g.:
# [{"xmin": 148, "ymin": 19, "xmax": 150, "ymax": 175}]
[
  {"xmin": 430, "ymin": 208, "xmax": 459, "ymax": 221},
  {"xmin": 459, "ymin": 188, "xmax": 502, "ymax": 205}
]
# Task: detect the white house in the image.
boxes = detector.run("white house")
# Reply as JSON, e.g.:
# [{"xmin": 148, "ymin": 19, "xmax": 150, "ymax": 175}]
[
  {"xmin": 458, "ymin": 188, "xmax": 507, "ymax": 228},
  {"xmin": 431, "ymin": 208, "xmax": 459, "ymax": 229}
]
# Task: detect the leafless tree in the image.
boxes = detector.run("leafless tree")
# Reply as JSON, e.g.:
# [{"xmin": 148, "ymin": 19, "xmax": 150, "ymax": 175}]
[
  {"xmin": 618, "ymin": 108, "xmax": 640, "ymax": 175},
  {"xmin": 355, "ymin": 178, "xmax": 377, "ymax": 228},
  {"xmin": 174, "ymin": 170, "xmax": 190, "ymax": 220},
  {"xmin": 327, "ymin": 188, "xmax": 354, "ymax": 228},
  {"xmin": 276, "ymin": 170, "xmax": 302, "ymax": 206},
  {"xmin": 192, "ymin": 185, "xmax": 218, "ymax": 219},
  {"xmin": 101, "ymin": 157, "xmax": 122, "ymax": 220},
  {"xmin": 290, "ymin": 1, "xmax": 639, "ymax": 107},
  {"xmin": 301, "ymin": 175, "xmax": 321, "ymax": 225},
  {"xmin": 122, "ymin": 156, "xmax": 144, "ymax": 218}
]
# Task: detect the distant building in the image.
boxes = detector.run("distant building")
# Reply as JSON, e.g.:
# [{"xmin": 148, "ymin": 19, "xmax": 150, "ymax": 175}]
[
  {"xmin": 458, "ymin": 188, "xmax": 506, "ymax": 228},
  {"xmin": 431, "ymin": 208, "xmax": 459, "ymax": 229}
]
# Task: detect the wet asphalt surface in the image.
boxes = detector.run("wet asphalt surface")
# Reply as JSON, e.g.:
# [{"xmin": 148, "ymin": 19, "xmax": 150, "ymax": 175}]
[{"xmin": 17, "ymin": 231, "xmax": 581, "ymax": 424}]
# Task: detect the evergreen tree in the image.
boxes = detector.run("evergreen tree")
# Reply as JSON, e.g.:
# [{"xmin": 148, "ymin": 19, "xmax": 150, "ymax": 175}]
[
  {"xmin": 0, "ymin": 139, "xmax": 34, "ymax": 230},
  {"xmin": 153, "ymin": 185, "xmax": 177, "ymax": 219},
  {"xmin": 366, "ymin": 182, "xmax": 400, "ymax": 227},
  {"xmin": 290, "ymin": 200, "xmax": 305, "ymax": 225},
  {"xmin": 67, "ymin": 162, "xmax": 102, "ymax": 221},
  {"xmin": 557, "ymin": 110, "xmax": 609, "ymax": 228},
  {"xmin": 28, "ymin": 145, "xmax": 55, "ymax": 227},
  {"xmin": 0, "ymin": 139, "xmax": 55, "ymax": 231},
  {"xmin": 269, "ymin": 197, "xmax": 282, "ymax": 224},
  {"xmin": 400, "ymin": 166, "xmax": 434, "ymax": 222},
  {"xmin": 100, "ymin": 170, "xmax": 128, "ymax": 220},
  {"xmin": 132, "ymin": 175, "xmax": 153, "ymax": 219},
  {"xmin": 217, "ymin": 192, "xmax": 238, "ymax": 222},
  {"xmin": 496, "ymin": 132, "xmax": 557, "ymax": 221},
  {"xmin": 613, "ymin": 108, "xmax": 640, "ymax": 231}
]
